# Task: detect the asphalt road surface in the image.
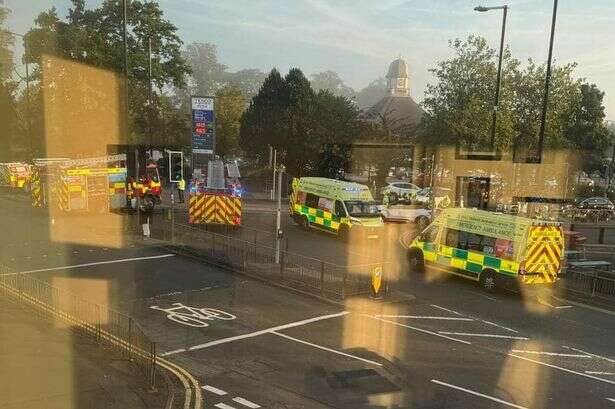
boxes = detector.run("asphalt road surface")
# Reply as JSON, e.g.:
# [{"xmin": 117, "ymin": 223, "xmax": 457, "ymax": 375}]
[{"xmin": 2, "ymin": 193, "xmax": 615, "ymax": 408}]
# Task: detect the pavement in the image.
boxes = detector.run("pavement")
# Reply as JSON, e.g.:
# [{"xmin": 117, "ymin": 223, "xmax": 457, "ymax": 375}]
[
  {"xmin": 3, "ymin": 192, "xmax": 615, "ymax": 408},
  {"xmin": 0, "ymin": 298, "xmax": 168, "ymax": 409}
]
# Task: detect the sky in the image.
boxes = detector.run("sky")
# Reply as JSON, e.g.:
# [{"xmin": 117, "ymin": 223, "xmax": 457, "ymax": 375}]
[{"xmin": 5, "ymin": 0, "xmax": 615, "ymax": 119}]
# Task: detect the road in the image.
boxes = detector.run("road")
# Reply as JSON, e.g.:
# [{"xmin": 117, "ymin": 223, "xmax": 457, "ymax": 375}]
[{"xmin": 2, "ymin": 193, "xmax": 615, "ymax": 408}]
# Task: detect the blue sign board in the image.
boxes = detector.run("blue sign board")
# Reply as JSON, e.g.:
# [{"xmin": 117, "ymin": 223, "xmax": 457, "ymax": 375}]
[{"xmin": 191, "ymin": 96, "xmax": 215, "ymax": 154}]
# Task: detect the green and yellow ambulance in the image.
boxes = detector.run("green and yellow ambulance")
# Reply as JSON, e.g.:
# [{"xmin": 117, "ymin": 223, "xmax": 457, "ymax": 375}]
[
  {"xmin": 290, "ymin": 177, "xmax": 383, "ymax": 240},
  {"xmin": 407, "ymin": 208, "xmax": 564, "ymax": 291}
]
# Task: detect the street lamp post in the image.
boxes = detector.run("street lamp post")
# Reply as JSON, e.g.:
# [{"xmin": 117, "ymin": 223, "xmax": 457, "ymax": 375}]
[
  {"xmin": 536, "ymin": 0, "xmax": 559, "ymax": 164},
  {"xmin": 475, "ymin": 5, "xmax": 508, "ymax": 150}
]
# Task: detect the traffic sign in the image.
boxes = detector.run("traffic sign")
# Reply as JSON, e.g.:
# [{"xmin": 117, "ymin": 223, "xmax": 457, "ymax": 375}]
[{"xmin": 191, "ymin": 96, "xmax": 215, "ymax": 154}]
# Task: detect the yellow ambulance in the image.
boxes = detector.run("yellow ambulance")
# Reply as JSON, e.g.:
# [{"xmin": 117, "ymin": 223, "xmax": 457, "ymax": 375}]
[
  {"xmin": 407, "ymin": 208, "xmax": 564, "ymax": 291},
  {"xmin": 290, "ymin": 177, "xmax": 383, "ymax": 240}
]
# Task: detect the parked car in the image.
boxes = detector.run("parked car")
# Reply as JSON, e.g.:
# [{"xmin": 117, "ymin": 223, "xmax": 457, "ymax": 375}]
[
  {"xmin": 381, "ymin": 202, "xmax": 431, "ymax": 228},
  {"xmin": 381, "ymin": 181, "xmax": 420, "ymax": 200},
  {"xmin": 577, "ymin": 196, "xmax": 614, "ymax": 210},
  {"xmin": 415, "ymin": 187, "xmax": 453, "ymax": 208}
]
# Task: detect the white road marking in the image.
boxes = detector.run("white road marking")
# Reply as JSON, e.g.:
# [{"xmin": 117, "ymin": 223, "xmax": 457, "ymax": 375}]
[
  {"xmin": 586, "ymin": 371, "xmax": 615, "ymax": 376},
  {"xmin": 371, "ymin": 316, "xmax": 471, "ymax": 345},
  {"xmin": 232, "ymin": 397, "xmax": 261, "ymax": 408},
  {"xmin": 160, "ymin": 348, "xmax": 186, "ymax": 356},
  {"xmin": 553, "ymin": 295, "xmax": 615, "ymax": 316},
  {"xmin": 508, "ymin": 353, "xmax": 615, "ymax": 386},
  {"xmin": 607, "ymin": 398, "xmax": 615, "ymax": 402},
  {"xmin": 214, "ymin": 403, "xmax": 236, "ymax": 409},
  {"xmin": 481, "ymin": 320, "xmax": 519, "ymax": 333},
  {"xmin": 537, "ymin": 296, "xmax": 572, "ymax": 309},
  {"xmin": 165, "ymin": 311, "xmax": 350, "ymax": 354},
  {"xmin": 271, "ymin": 331, "xmax": 382, "ymax": 367},
  {"xmin": 431, "ymin": 379, "xmax": 529, "ymax": 409},
  {"xmin": 430, "ymin": 304, "xmax": 462, "ymax": 316},
  {"xmin": 202, "ymin": 385, "xmax": 227, "ymax": 395},
  {"xmin": 374, "ymin": 315, "xmax": 473, "ymax": 321},
  {"xmin": 439, "ymin": 332, "xmax": 529, "ymax": 340},
  {"xmin": 511, "ymin": 350, "xmax": 592, "ymax": 358},
  {"xmin": 12, "ymin": 254, "xmax": 175, "ymax": 274},
  {"xmin": 563, "ymin": 346, "xmax": 615, "ymax": 364}
]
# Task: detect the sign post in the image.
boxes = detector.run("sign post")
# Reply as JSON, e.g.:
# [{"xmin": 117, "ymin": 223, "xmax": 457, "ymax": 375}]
[{"xmin": 191, "ymin": 96, "xmax": 215, "ymax": 180}]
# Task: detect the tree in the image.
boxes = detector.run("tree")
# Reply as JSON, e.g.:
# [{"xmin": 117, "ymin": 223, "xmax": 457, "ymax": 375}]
[
  {"xmin": 420, "ymin": 35, "xmax": 607, "ymax": 163},
  {"xmin": 0, "ymin": 5, "xmax": 19, "ymax": 161},
  {"xmin": 310, "ymin": 70, "xmax": 354, "ymax": 99},
  {"xmin": 22, "ymin": 0, "xmax": 191, "ymax": 148},
  {"xmin": 224, "ymin": 69, "xmax": 266, "ymax": 101},
  {"xmin": 240, "ymin": 68, "xmax": 362, "ymax": 176},
  {"xmin": 215, "ymin": 86, "xmax": 245, "ymax": 158},
  {"xmin": 565, "ymin": 83, "xmax": 612, "ymax": 174},
  {"xmin": 182, "ymin": 42, "xmax": 227, "ymax": 96},
  {"xmin": 355, "ymin": 77, "xmax": 386, "ymax": 109}
]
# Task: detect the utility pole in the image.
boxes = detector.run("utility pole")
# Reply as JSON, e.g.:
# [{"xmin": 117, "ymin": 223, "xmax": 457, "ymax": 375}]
[
  {"xmin": 147, "ymin": 37, "xmax": 153, "ymax": 155},
  {"xmin": 275, "ymin": 164, "xmax": 285, "ymax": 264},
  {"xmin": 122, "ymin": 0, "xmax": 130, "ymax": 143},
  {"xmin": 536, "ymin": 0, "xmax": 559, "ymax": 163},
  {"xmin": 271, "ymin": 148, "xmax": 277, "ymax": 201}
]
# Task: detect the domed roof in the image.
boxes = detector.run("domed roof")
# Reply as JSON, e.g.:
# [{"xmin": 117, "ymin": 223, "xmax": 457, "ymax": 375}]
[{"xmin": 386, "ymin": 58, "xmax": 409, "ymax": 79}]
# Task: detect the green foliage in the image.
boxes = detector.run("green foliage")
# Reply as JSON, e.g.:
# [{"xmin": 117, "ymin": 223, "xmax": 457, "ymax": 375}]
[
  {"xmin": 420, "ymin": 35, "xmax": 608, "ymax": 164},
  {"xmin": 240, "ymin": 68, "xmax": 362, "ymax": 176},
  {"xmin": 215, "ymin": 86, "xmax": 245, "ymax": 158},
  {"xmin": 310, "ymin": 70, "xmax": 354, "ymax": 99},
  {"xmin": 21, "ymin": 0, "xmax": 190, "ymax": 148},
  {"xmin": 354, "ymin": 77, "xmax": 386, "ymax": 109}
]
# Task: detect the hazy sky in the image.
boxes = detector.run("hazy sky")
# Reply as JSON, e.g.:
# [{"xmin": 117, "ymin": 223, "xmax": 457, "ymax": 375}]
[{"xmin": 5, "ymin": 0, "xmax": 615, "ymax": 118}]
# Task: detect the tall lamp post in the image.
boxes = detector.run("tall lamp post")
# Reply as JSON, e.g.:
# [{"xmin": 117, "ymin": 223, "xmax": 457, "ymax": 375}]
[
  {"xmin": 536, "ymin": 0, "xmax": 559, "ymax": 164},
  {"xmin": 475, "ymin": 5, "xmax": 508, "ymax": 150}
]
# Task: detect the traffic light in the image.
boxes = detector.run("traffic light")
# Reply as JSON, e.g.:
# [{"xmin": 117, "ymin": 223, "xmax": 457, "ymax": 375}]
[{"xmin": 168, "ymin": 151, "xmax": 183, "ymax": 182}]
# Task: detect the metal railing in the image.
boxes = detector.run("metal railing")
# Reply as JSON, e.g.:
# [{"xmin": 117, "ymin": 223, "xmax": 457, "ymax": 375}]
[
  {"xmin": 561, "ymin": 268, "xmax": 615, "ymax": 299},
  {"xmin": 154, "ymin": 221, "xmax": 383, "ymax": 300},
  {"xmin": 0, "ymin": 272, "xmax": 157, "ymax": 388}
]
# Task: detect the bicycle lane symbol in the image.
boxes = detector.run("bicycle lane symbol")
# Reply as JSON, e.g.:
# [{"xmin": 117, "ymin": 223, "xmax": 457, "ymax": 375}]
[{"xmin": 150, "ymin": 302, "xmax": 237, "ymax": 328}]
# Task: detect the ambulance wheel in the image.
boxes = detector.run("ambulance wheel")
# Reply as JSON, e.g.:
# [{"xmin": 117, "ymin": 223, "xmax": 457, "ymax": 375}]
[
  {"xmin": 407, "ymin": 249, "xmax": 424, "ymax": 273},
  {"xmin": 479, "ymin": 269, "xmax": 497, "ymax": 292},
  {"xmin": 300, "ymin": 215, "xmax": 310, "ymax": 231}
]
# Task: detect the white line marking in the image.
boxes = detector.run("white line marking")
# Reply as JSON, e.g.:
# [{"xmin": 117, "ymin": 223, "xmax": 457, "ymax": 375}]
[
  {"xmin": 552, "ymin": 295, "xmax": 615, "ymax": 316},
  {"xmin": 271, "ymin": 331, "xmax": 382, "ymax": 367},
  {"xmin": 232, "ymin": 397, "xmax": 261, "ymax": 408},
  {"xmin": 481, "ymin": 320, "xmax": 519, "ymax": 333},
  {"xmin": 511, "ymin": 350, "xmax": 592, "ymax": 358},
  {"xmin": 508, "ymin": 353, "xmax": 615, "ymax": 386},
  {"xmin": 607, "ymin": 398, "xmax": 615, "ymax": 402},
  {"xmin": 160, "ymin": 348, "xmax": 186, "ymax": 356},
  {"xmin": 439, "ymin": 332, "xmax": 529, "ymax": 340},
  {"xmin": 431, "ymin": 379, "xmax": 529, "ymax": 409},
  {"xmin": 202, "ymin": 385, "xmax": 227, "ymax": 396},
  {"xmin": 563, "ymin": 346, "xmax": 615, "ymax": 364},
  {"xmin": 214, "ymin": 403, "xmax": 236, "ymax": 409},
  {"xmin": 172, "ymin": 311, "xmax": 349, "ymax": 354},
  {"xmin": 374, "ymin": 315, "xmax": 473, "ymax": 321},
  {"xmin": 371, "ymin": 316, "xmax": 471, "ymax": 345},
  {"xmin": 586, "ymin": 371, "xmax": 615, "ymax": 376},
  {"xmin": 430, "ymin": 304, "xmax": 462, "ymax": 316},
  {"xmin": 537, "ymin": 297, "xmax": 572, "ymax": 309},
  {"xmin": 13, "ymin": 254, "xmax": 175, "ymax": 275}
]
